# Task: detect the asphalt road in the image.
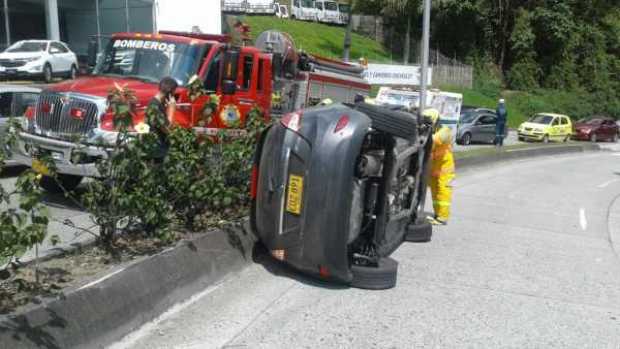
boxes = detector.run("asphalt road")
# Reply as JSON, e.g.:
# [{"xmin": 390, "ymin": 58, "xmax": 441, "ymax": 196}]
[{"xmin": 110, "ymin": 145, "xmax": 620, "ymax": 349}]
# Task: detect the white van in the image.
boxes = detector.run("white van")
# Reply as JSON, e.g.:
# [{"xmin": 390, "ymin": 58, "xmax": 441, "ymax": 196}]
[
  {"xmin": 247, "ymin": 0, "xmax": 276, "ymax": 14},
  {"xmin": 291, "ymin": 0, "xmax": 318, "ymax": 21},
  {"xmin": 222, "ymin": 0, "xmax": 246, "ymax": 13},
  {"xmin": 274, "ymin": 2, "xmax": 289, "ymax": 18},
  {"xmin": 315, "ymin": 1, "xmax": 340, "ymax": 24},
  {"xmin": 337, "ymin": 2, "xmax": 350, "ymax": 25}
]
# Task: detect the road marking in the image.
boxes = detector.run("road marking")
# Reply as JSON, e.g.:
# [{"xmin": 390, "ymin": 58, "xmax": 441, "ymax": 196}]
[
  {"xmin": 78, "ymin": 267, "xmax": 126, "ymax": 290},
  {"xmin": 109, "ymin": 280, "xmax": 225, "ymax": 349},
  {"xmin": 579, "ymin": 208, "xmax": 588, "ymax": 231},
  {"xmin": 598, "ymin": 178, "xmax": 620, "ymax": 189},
  {"xmin": 612, "ymin": 153, "xmax": 620, "ymax": 156}
]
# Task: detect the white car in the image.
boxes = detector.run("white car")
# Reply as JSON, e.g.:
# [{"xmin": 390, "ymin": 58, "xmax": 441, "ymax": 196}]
[{"xmin": 0, "ymin": 40, "xmax": 78, "ymax": 83}]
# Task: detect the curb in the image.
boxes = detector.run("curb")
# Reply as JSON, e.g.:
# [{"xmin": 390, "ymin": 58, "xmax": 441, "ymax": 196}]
[
  {"xmin": 455, "ymin": 143, "xmax": 600, "ymax": 169},
  {"xmin": 0, "ymin": 220, "xmax": 256, "ymax": 349}
]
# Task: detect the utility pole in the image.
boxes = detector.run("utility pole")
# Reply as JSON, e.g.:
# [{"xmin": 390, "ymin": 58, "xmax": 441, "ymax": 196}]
[
  {"xmin": 3, "ymin": 0, "xmax": 9, "ymax": 48},
  {"xmin": 419, "ymin": 0, "xmax": 431, "ymax": 113},
  {"xmin": 125, "ymin": 0, "xmax": 130, "ymax": 32}
]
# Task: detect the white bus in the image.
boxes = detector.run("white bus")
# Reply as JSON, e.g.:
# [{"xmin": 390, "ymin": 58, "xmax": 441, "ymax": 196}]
[
  {"xmin": 291, "ymin": 0, "xmax": 318, "ymax": 21},
  {"xmin": 247, "ymin": 0, "xmax": 276, "ymax": 14},
  {"xmin": 315, "ymin": 1, "xmax": 340, "ymax": 24}
]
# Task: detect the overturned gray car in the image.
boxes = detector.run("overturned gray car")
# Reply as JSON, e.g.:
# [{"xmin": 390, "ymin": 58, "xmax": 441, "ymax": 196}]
[{"xmin": 251, "ymin": 102, "xmax": 435, "ymax": 289}]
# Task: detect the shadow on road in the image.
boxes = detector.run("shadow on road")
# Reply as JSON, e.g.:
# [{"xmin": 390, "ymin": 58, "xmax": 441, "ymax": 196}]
[
  {"xmin": 251, "ymin": 243, "xmax": 348, "ymax": 291},
  {"xmin": 0, "ymin": 165, "xmax": 27, "ymax": 179}
]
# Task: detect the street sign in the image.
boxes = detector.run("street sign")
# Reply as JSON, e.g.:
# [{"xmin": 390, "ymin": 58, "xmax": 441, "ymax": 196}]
[{"xmin": 362, "ymin": 63, "xmax": 432, "ymax": 86}]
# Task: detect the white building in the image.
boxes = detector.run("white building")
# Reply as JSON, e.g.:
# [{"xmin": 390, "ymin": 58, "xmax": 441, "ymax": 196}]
[{"xmin": 0, "ymin": 0, "xmax": 221, "ymax": 57}]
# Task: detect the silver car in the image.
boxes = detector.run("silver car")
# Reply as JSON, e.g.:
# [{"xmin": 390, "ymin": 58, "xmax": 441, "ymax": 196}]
[
  {"xmin": 0, "ymin": 85, "xmax": 40, "ymax": 166},
  {"xmin": 457, "ymin": 111, "xmax": 507, "ymax": 145}
]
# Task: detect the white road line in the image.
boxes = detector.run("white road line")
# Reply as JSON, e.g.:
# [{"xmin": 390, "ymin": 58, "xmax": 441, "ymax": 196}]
[
  {"xmin": 579, "ymin": 208, "xmax": 588, "ymax": 231},
  {"xmin": 78, "ymin": 267, "xmax": 126, "ymax": 290},
  {"xmin": 612, "ymin": 153, "xmax": 620, "ymax": 156},
  {"xmin": 598, "ymin": 178, "xmax": 620, "ymax": 189},
  {"xmin": 108, "ymin": 281, "xmax": 225, "ymax": 349}
]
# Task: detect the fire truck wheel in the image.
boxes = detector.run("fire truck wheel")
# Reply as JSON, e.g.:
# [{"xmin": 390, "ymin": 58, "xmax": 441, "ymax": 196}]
[
  {"xmin": 351, "ymin": 257, "xmax": 398, "ymax": 290},
  {"xmin": 40, "ymin": 174, "xmax": 83, "ymax": 193}
]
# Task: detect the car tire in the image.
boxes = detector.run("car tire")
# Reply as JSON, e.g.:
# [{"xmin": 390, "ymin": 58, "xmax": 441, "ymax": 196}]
[
  {"xmin": 518, "ymin": 136, "xmax": 525, "ymax": 142},
  {"xmin": 42, "ymin": 63, "xmax": 53, "ymax": 83},
  {"xmin": 462, "ymin": 132, "xmax": 472, "ymax": 146},
  {"xmin": 68, "ymin": 64, "xmax": 78, "ymax": 80},
  {"xmin": 542, "ymin": 135, "xmax": 549, "ymax": 144},
  {"xmin": 590, "ymin": 133, "xmax": 597, "ymax": 143},
  {"xmin": 404, "ymin": 216, "xmax": 432, "ymax": 243},
  {"xmin": 351, "ymin": 257, "xmax": 398, "ymax": 290},
  {"xmin": 353, "ymin": 103, "xmax": 417, "ymax": 140},
  {"xmin": 40, "ymin": 174, "xmax": 83, "ymax": 193}
]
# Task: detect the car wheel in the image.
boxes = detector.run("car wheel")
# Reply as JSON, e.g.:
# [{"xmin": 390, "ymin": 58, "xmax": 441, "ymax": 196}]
[
  {"xmin": 69, "ymin": 64, "xmax": 78, "ymax": 79},
  {"xmin": 462, "ymin": 132, "xmax": 472, "ymax": 146},
  {"xmin": 590, "ymin": 133, "xmax": 597, "ymax": 143},
  {"xmin": 542, "ymin": 135, "xmax": 549, "ymax": 144},
  {"xmin": 404, "ymin": 216, "xmax": 432, "ymax": 243},
  {"xmin": 351, "ymin": 257, "xmax": 398, "ymax": 290},
  {"xmin": 40, "ymin": 174, "xmax": 83, "ymax": 193},
  {"xmin": 518, "ymin": 136, "xmax": 525, "ymax": 142},
  {"xmin": 43, "ymin": 63, "xmax": 53, "ymax": 83}
]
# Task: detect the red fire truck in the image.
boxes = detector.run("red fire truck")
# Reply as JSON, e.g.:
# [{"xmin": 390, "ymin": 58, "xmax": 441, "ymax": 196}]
[{"xmin": 13, "ymin": 30, "xmax": 369, "ymax": 191}]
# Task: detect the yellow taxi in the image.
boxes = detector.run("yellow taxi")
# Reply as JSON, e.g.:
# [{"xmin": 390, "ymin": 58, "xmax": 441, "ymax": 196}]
[{"xmin": 518, "ymin": 113, "xmax": 573, "ymax": 143}]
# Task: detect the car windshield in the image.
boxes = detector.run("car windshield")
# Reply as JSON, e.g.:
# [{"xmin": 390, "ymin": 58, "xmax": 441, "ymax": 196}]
[
  {"xmin": 584, "ymin": 119, "xmax": 602, "ymax": 125},
  {"xmin": 302, "ymin": 0, "xmax": 313, "ymax": 8},
  {"xmin": 530, "ymin": 115, "xmax": 554, "ymax": 124},
  {"xmin": 5, "ymin": 41, "xmax": 47, "ymax": 53},
  {"xmin": 382, "ymin": 93, "xmax": 418, "ymax": 107},
  {"xmin": 460, "ymin": 112, "xmax": 478, "ymax": 124},
  {"xmin": 94, "ymin": 39, "xmax": 209, "ymax": 85},
  {"xmin": 325, "ymin": 2, "xmax": 338, "ymax": 11},
  {"xmin": 338, "ymin": 4, "xmax": 350, "ymax": 12}
]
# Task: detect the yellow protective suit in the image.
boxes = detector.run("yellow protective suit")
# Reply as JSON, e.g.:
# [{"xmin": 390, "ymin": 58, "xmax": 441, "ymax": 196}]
[{"xmin": 429, "ymin": 126, "xmax": 455, "ymax": 222}]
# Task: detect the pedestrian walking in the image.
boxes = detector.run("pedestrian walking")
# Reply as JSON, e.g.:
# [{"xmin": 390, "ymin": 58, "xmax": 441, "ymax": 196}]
[
  {"xmin": 424, "ymin": 108, "xmax": 455, "ymax": 225},
  {"xmin": 495, "ymin": 98, "xmax": 507, "ymax": 147}
]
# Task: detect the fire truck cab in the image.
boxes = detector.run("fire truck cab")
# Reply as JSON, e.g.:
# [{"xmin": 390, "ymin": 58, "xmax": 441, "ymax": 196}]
[{"xmin": 13, "ymin": 30, "xmax": 369, "ymax": 189}]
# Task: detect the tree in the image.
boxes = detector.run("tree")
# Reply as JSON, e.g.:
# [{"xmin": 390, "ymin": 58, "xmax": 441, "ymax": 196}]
[{"xmin": 384, "ymin": 0, "xmax": 420, "ymax": 64}]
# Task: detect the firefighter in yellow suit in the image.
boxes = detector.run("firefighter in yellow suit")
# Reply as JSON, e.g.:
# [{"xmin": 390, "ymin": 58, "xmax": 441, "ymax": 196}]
[{"xmin": 423, "ymin": 109, "xmax": 455, "ymax": 225}]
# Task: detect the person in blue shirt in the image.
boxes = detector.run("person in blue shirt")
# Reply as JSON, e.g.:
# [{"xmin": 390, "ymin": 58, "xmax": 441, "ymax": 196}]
[{"xmin": 495, "ymin": 98, "xmax": 508, "ymax": 147}]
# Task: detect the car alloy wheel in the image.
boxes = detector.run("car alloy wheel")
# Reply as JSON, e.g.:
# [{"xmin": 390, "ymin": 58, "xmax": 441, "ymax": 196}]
[
  {"xmin": 462, "ymin": 133, "xmax": 472, "ymax": 146},
  {"xmin": 43, "ymin": 64, "xmax": 53, "ymax": 83}
]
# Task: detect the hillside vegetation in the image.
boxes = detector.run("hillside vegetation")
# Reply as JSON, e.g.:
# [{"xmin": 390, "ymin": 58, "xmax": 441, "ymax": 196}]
[{"xmin": 243, "ymin": 16, "xmax": 392, "ymax": 62}]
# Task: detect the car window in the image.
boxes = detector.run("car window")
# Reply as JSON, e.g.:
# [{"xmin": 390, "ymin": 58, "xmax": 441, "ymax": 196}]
[
  {"xmin": 479, "ymin": 115, "xmax": 496, "ymax": 125},
  {"xmin": 530, "ymin": 114, "xmax": 554, "ymax": 124},
  {"xmin": 203, "ymin": 50, "xmax": 221, "ymax": 92},
  {"xmin": 560, "ymin": 117, "xmax": 568, "ymax": 125},
  {"xmin": 316, "ymin": 2, "xmax": 323, "ymax": 10},
  {"xmin": 552, "ymin": 118, "xmax": 559, "ymax": 126},
  {"xmin": 12, "ymin": 92, "xmax": 39, "ymax": 116},
  {"xmin": 241, "ymin": 55, "xmax": 253, "ymax": 90},
  {"xmin": 0, "ymin": 93, "xmax": 13, "ymax": 118},
  {"xmin": 5, "ymin": 41, "xmax": 47, "ymax": 53},
  {"xmin": 50, "ymin": 42, "xmax": 68, "ymax": 53}
]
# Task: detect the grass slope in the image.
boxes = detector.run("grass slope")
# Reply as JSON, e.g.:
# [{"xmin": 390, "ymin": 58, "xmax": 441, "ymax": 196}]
[{"xmin": 243, "ymin": 16, "xmax": 392, "ymax": 62}]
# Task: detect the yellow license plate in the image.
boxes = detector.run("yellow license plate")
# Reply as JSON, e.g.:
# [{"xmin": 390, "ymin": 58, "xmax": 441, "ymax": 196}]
[
  {"xmin": 32, "ymin": 159, "xmax": 50, "ymax": 176},
  {"xmin": 286, "ymin": 174, "xmax": 304, "ymax": 215}
]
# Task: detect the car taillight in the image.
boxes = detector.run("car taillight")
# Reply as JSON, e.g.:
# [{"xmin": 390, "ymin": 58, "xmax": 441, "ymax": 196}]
[
  {"xmin": 280, "ymin": 112, "xmax": 302, "ymax": 132},
  {"xmin": 334, "ymin": 114, "xmax": 349, "ymax": 133},
  {"xmin": 70, "ymin": 107, "xmax": 86, "ymax": 120},
  {"xmin": 250, "ymin": 164, "xmax": 259, "ymax": 199},
  {"xmin": 24, "ymin": 106, "xmax": 35, "ymax": 120},
  {"xmin": 41, "ymin": 102, "xmax": 51, "ymax": 114},
  {"xmin": 100, "ymin": 111, "xmax": 115, "ymax": 131}
]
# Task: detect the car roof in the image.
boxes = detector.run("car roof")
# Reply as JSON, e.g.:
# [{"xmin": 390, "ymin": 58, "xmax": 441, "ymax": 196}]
[
  {"xmin": 537, "ymin": 113, "xmax": 569, "ymax": 118},
  {"xmin": 0, "ymin": 84, "xmax": 41, "ymax": 93}
]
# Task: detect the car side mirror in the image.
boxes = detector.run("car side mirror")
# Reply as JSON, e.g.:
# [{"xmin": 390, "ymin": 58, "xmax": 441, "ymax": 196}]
[
  {"xmin": 221, "ymin": 48, "xmax": 240, "ymax": 95},
  {"xmin": 87, "ymin": 38, "xmax": 98, "ymax": 68}
]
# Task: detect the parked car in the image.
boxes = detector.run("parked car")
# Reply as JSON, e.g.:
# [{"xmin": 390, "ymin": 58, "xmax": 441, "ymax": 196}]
[
  {"xmin": 0, "ymin": 85, "xmax": 40, "ymax": 166},
  {"xmin": 291, "ymin": 0, "xmax": 318, "ymax": 21},
  {"xmin": 0, "ymin": 40, "xmax": 78, "ymax": 83},
  {"xmin": 315, "ymin": 1, "xmax": 341, "ymax": 24},
  {"xmin": 573, "ymin": 117, "xmax": 619, "ymax": 142},
  {"xmin": 457, "ymin": 110, "xmax": 506, "ymax": 145},
  {"xmin": 518, "ymin": 113, "xmax": 572, "ymax": 143},
  {"xmin": 460, "ymin": 106, "xmax": 495, "ymax": 115}
]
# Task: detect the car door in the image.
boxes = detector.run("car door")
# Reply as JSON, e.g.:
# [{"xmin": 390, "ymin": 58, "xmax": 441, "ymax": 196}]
[
  {"xmin": 550, "ymin": 117, "xmax": 561, "ymax": 140},
  {"xmin": 0, "ymin": 92, "xmax": 14, "ymax": 142},
  {"xmin": 49, "ymin": 42, "xmax": 70, "ymax": 72},
  {"xmin": 482, "ymin": 114, "xmax": 498, "ymax": 142},
  {"xmin": 559, "ymin": 116, "xmax": 570, "ymax": 139}
]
